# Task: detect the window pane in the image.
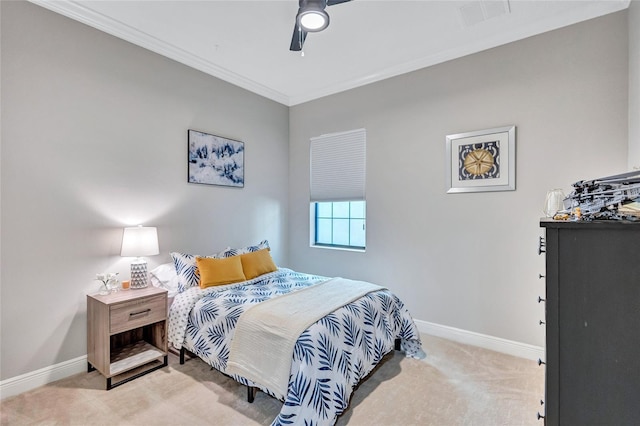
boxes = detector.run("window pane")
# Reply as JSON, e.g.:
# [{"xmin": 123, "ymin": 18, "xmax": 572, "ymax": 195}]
[
  {"xmin": 316, "ymin": 218, "xmax": 332, "ymax": 244},
  {"xmin": 350, "ymin": 219, "xmax": 366, "ymax": 247},
  {"xmin": 313, "ymin": 201, "xmax": 366, "ymax": 249},
  {"xmin": 333, "ymin": 202, "xmax": 350, "ymax": 218},
  {"xmin": 316, "ymin": 202, "xmax": 332, "ymax": 218},
  {"xmin": 332, "ymin": 219, "xmax": 350, "ymax": 246},
  {"xmin": 350, "ymin": 201, "xmax": 365, "ymax": 219}
]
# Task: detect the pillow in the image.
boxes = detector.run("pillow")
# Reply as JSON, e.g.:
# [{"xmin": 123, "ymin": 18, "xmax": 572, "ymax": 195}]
[
  {"xmin": 171, "ymin": 248, "xmax": 229, "ymax": 293},
  {"xmin": 149, "ymin": 262, "xmax": 180, "ymax": 297},
  {"xmin": 221, "ymin": 240, "xmax": 270, "ymax": 258},
  {"xmin": 240, "ymin": 248, "xmax": 277, "ymax": 280},
  {"xmin": 196, "ymin": 256, "xmax": 246, "ymax": 288}
]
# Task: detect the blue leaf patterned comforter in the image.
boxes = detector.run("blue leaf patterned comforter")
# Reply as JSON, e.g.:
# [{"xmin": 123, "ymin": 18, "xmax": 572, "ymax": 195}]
[{"xmin": 168, "ymin": 268, "xmax": 423, "ymax": 426}]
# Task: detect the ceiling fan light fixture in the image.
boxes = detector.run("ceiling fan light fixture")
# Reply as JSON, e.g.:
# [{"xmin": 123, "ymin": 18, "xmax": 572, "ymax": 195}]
[{"xmin": 298, "ymin": 8, "xmax": 329, "ymax": 32}]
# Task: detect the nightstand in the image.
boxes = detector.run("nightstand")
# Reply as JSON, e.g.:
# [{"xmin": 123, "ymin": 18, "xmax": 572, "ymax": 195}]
[{"xmin": 87, "ymin": 286, "xmax": 168, "ymax": 390}]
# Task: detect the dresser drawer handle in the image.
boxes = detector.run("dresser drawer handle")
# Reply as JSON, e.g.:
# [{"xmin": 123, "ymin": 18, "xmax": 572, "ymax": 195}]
[
  {"xmin": 538, "ymin": 236, "xmax": 546, "ymax": 255},
  {"xmin": 537, "ymin": 412, "xmax": 545, "ymax": 420},
  {"xmin": 129, "ymin": 309, "xmax": 151, "ymax": 318}
]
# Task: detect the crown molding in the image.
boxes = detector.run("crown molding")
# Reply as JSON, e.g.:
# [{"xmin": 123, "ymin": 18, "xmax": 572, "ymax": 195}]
[
  {"xmin": 30, "ymin": 0, "xmax": 629, "ymax": 107},
  {"xmin": 287, "ymin": 0, "xmax": 630, "ymax": 106},
  {"xmin": 29, "ymin": 0, "xmax": 291, "ymax": 105}
]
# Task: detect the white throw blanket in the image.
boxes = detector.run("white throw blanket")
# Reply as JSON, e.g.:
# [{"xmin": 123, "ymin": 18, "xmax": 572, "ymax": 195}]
[{"xmin": 226, "ymin": 277, "xmax": 384, "ymax": 400}]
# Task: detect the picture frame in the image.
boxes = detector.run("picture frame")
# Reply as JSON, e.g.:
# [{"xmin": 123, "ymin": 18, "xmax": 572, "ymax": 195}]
[
  {"xmin": 445, "ymin": 125, "xmax": 516, "ymax": 193},
  {"xmin": 188, "ymin": 129, "xmax": 244, "ymax": 188}
]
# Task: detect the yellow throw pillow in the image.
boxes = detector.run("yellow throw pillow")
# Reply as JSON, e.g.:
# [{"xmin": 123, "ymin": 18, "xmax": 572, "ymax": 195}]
[
  {"xmin": 240, "ymin": 248, "xmax": 277, "ymax": 280},
  {"xmin": 196, "ymin": 256, "xmax": 246, "ymax": 288}
]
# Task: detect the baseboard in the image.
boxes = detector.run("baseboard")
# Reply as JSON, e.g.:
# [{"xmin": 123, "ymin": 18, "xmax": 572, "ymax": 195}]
[
  {"xmin": 415, "ymin": 319, "xmax": 544, "ymax": 361},
  {"xmin": 0, "ymin": 322, "xmax": 544, "ymax": 400},
  {"xmin": 0, "ymin": 355, "xmax": 87, "ymax": 400}
]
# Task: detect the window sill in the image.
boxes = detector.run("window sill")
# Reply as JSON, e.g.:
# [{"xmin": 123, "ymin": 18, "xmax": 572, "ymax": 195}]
[{"xmin": 310, "ymin": 244, "xmax": 366, "ymax": 253}]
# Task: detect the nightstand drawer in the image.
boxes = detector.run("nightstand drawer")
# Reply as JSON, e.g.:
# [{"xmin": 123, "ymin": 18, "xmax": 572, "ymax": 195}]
[{"xmin": 110, "ymin": 294, "xmax": 166, "ymax": 334}]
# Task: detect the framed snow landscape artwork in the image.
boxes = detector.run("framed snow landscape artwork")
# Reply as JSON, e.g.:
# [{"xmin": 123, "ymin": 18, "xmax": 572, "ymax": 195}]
[{"xmin": 188, "ymin": 129, "xmax": 244, "ymax": 188}]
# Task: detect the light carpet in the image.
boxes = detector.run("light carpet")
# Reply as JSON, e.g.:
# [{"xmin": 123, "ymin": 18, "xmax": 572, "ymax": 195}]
[{"xmin": 0, "ymin": 334, "xmax": 544, "ymax": 425}]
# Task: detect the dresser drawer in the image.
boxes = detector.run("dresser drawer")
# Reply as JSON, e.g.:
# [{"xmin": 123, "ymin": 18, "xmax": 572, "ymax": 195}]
[{"xmin": 110, "ymin": 294, "xmax": 166, "ymax": 334}]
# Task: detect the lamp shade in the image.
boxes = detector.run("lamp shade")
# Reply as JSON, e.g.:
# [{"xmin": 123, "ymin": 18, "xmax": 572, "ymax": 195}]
[{"xmin": 120, "ymin": 226, "xmax": 159, "ymax": 257}]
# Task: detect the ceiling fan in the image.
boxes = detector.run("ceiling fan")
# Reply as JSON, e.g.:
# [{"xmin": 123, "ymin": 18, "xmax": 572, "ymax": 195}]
[{"xmin": 290, "ymin": 0, "xmax": 352, "ymax": 51}]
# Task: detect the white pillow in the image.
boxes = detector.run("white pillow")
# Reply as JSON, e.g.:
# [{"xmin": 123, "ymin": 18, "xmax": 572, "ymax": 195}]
[{"xmin": 149, "ymin": 262, "xmax": 180, "ymax": 297}]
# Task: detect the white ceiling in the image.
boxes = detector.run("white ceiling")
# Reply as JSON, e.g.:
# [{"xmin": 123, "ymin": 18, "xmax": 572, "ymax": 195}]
[{"xmin": 31, "ymin": 0, "xmax": 630, "ymax": 106}]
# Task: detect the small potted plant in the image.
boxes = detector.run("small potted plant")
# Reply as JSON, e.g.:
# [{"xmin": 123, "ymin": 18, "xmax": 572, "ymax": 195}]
[{"xmin": 95, "ymin": 272, "xmax": 119, "ymax": 295}]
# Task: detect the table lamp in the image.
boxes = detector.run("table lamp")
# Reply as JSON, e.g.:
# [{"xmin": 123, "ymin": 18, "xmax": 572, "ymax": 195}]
[{"xmin": 120, "ymin": 225, "xmax": 159, "ymax": 289}]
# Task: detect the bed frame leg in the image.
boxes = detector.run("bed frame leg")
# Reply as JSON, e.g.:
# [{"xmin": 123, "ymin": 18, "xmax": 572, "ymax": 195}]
[
  {"xmin": 394, "ymin": 338, "xmax": 402, "ymax": 351},
  {"xmin": 247, "ymin": 386, "xmax": 257, "ymax": 403},
  {"xmin": 179, "ymin": 347, "xmax": 198, "ymax": 365}
]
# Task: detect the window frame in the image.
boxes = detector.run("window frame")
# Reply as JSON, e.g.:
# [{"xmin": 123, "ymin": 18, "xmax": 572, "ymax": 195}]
[
  {"xmin": 310, "ymin": 201, "xmax": 366, "ymax": 251},
  {"xmin": 309, "ymin": 128, "xmax": 366, "ymax": 252}
]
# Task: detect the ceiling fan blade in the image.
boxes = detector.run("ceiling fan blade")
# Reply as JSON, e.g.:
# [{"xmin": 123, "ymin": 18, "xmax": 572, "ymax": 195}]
[
  {"xmin": 290, "ymin": 22, "xmax": 308, "ymax": 51},
  {"xmin": 327, "ymin": 0, "xmax": 351, "ymax": 6}
]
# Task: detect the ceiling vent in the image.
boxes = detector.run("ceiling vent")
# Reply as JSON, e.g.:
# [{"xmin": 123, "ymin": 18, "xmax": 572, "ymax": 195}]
[{"xmin": 459, "ymin": 0, "xmax": 511, "ymax": 28}]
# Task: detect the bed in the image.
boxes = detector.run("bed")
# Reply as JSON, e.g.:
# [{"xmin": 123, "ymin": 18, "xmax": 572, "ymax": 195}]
[{"xmin": 158, "ymin": 241, "xmax": 423, "ymax": 426}]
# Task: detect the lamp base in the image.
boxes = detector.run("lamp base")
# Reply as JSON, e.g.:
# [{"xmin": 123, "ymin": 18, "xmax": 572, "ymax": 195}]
[{"xmin": 130, "ymin": 259, "xmax": 148, "ymax": 289}]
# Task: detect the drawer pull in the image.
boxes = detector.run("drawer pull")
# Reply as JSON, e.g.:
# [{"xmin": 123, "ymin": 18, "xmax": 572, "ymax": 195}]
[
  {"xmin": 538, "ymin": 296, "xmax": 546, "ymax": 303},
  {"xmin": 129, "ymin": 309, "xmax": 151, "ymax": 318},
  {"xmin": 539, "ymin": 273, "xmax": 545, "ymax": 279},
  {"xmin": 537, "ymin": 412, "xmax": 545, "ymax": 420},
  {"xmin": 538, "ymin": 358, "xmax": 546, "ymax": 366},
  {"xmin": 539, "ymin": 320, "xmax": 545, "ymax": 325},
  {"xmin": 538, "ymin": 236, "xmax": 546, "ymax": 255}
]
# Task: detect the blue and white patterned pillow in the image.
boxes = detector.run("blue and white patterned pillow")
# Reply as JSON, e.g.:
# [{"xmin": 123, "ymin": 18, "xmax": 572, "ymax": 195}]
[
  {"xmin": 220, "ymin": 240, "xmax": 270, "ymax": 258},
  {"xmin": 171, "ymin": 249, "xmax": 228, "ymax": 293}
]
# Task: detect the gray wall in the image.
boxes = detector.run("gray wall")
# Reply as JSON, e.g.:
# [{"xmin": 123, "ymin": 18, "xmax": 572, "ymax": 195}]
[
  {"xmin": 630, "ymin": 0, "xmax": 640, "ymax": 171},
  {"xmin": 0, "ymin": 1, "xmax": 289, "ymax": 380},
  {"xmin": 289, "ymin": 11, "xmax": 629, "ymax": 348},
  {"xmin": 0, "ymin": 1, "xmax": 633, "ymax": 382}
]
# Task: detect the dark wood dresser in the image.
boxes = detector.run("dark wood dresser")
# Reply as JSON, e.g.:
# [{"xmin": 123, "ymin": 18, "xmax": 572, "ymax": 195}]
[{"xmin": 539, "ymin": 219, "xmax": 640, "ymax": 425}]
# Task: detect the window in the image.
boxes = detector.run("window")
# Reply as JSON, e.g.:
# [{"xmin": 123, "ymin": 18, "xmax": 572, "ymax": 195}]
[
  {"xmin": 309, "ymin": 128, "xmax": 366, "ymax": 250},
  {"xmin": 314, "ymin": 201, "xmax": 366, "ymax": 249}
]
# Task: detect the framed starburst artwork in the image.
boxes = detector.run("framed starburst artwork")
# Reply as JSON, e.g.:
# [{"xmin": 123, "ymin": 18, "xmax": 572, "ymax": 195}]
[{"xmin": 445, "ymin": 125, "xmax": 516, "ymax": 193}]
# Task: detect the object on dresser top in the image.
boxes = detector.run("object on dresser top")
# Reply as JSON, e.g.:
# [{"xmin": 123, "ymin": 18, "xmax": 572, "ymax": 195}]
[
  {"xmin": 543, "ymin": 189, "xmax": 566, "ymax": 218},
  {"xmin": 562, "ymin": 170, "xmax": 640, "ymax": 221}
]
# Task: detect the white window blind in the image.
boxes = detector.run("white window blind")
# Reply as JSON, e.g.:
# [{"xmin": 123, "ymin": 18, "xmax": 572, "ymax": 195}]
[{"xmin": 310, "ymin": 128, "xmax": 366, "ymax": 202}]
